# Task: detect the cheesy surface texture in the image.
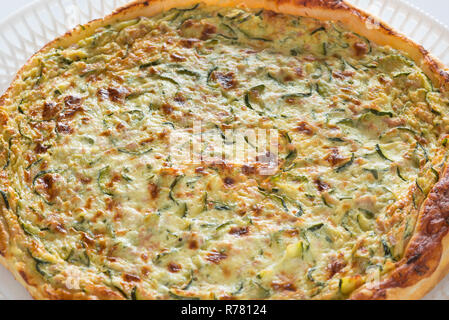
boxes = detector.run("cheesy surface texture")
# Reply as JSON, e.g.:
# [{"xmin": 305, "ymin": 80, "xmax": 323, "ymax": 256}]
[{"xmin": 1, "ymin": 3, "xmax": 449, "ymax": 299}]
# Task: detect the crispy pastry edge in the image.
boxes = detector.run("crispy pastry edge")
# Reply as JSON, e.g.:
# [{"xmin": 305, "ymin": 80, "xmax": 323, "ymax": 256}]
[{"xmin": 1, "ymin": 0, "xmax": 449, "ymax": 300}]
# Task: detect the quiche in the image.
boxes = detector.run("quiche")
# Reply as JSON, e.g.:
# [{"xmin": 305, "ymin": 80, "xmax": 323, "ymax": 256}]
[{"xmin": 1, "ymin": 0, "xmax": 449, "ymax": 300}]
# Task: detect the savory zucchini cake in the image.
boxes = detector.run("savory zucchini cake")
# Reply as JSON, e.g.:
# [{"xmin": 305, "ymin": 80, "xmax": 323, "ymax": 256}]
[{"xmin": 1, "ymin": 0, "xmax": 449, "ymax": 300}]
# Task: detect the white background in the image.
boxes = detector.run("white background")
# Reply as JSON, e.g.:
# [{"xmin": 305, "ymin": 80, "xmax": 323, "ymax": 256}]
[{"xmin": 1, "ymin": 0, "xmax": 449, "ymax": 26}]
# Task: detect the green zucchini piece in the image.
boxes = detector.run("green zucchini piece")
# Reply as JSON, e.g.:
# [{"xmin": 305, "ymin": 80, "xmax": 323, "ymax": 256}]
[
  {"xmin": 218, "ymin": 23, "xmax": 238, "ymax": 40},
  {"xmin": 336, "ymin": 153, "xmax": 355, "ymax": 173},
  {"xmin": 417, "ymin": 143, "xmax": 429, "ymax": 163},
  {"xmin": 396, "ymin": 167, "xmax": 407, "ymax": 182},
  {"xmin": 284, "ymin": 149, "xmax": 298, "ymax": 169},
  {"xmin": 308, "ymin": 223, "xmax": 324, "ymax": 232},
  {"xmin": 98, "ymin": 166, "xmax": 114, "ymax": 196},
  {"xmin": 169, "ymin": 175, "xmax": 184, "ymax": 204},
  {"xmin": 207, "ymin": 66, "xmax": 218, "ymax": 85},
  {"xmin": 310, "ymin": 27, "xmax": 326, "ymax": 35},
  {"xmin": 2, "ymin": 138, "xmax": 12, "ymax": 169},
  {"xmin": 33, "ymin": 170, "xmax": 60, "ymax": 205},
  {"xmin": 176, "ymin": 69, "xmax": 201, "ymax": 78},
  {"xmin": 27, "ymin": 249, "xmax": 52, "ymax": 278},
  {"xmin": 363, "ymin": 168, "xmax": 378, "ymax": 180},
  {"xmin": 150, "ymin": 74, "xmax": 179, "ymax": 86},
  {"xmin": 352, "ymin": 32, "xmax": 372, "ymax": 53},
  {"xmin": 216, "ymin": 221, "xmax": 233, "ymax": 231},
  {"xmin": 139, "ymin": 59, "xmax": 161, "ymax": 69},
  {"xmin": 382, "ymin": 239, "xmax": 393, "ymax": 259},
  {"xmin": 169, "ymin": 292, "xmax": 200, "ymax": 300},
  {"xmin": 431, "ymin": 167, "xmax": 440, "ymax": 182},
  {"xmin": 0, "ymin": 190, "xmax": 9, "ymax": 210},
  {"xmin": 131, "ymin": 286, "xmax": 138, "ymax": 300},
  {"xmin": 415, "ymin": 180, "xmax": 424, "ymax": 194},
  {"xmin": 117, "ymin": 147, "xmax": 153, "ymax": 156},
  {"xmin": 237, "ymin": 27, "xmax": 272, "ymax": 42},
  {"xmin": 214, "ymin": 202, "xmax": 232, "ymax": 211},
  {"xmin": 376, "ymin": 144, "xmax": 393, "ymax": 162},
  {"xmin": 365, "ymin": 109, "xmax": 393, "ymax": 118},
  {"xmin": 282, "ymin": 84, "xmax": 313, "ymax": 99},
  {"xmin": 307, "ymin": 267, "xmax": 325, "ymax": 287},
  {"xmin": 177, "ymin": 4, "xmax": 200, "ymax": 12}
]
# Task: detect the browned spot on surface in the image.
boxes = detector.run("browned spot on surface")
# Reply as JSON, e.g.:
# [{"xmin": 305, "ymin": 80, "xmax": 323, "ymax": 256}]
[
  {"xmin": 242, "ymin": 165, "xmax": 256, "ymax": 175},
  {"xmin": 53, "ymin": 223, "xmax": 67, "ymax": 234},
  {"xmin": 324, "ymin": 148, "xmax": 345, "ymax": 166},
  {"xmin": 211, "ymin": 72, "xmax": 238, "ymax": 90},
  {"xmin": 229, "ymin": 226, "xmax": 249, "ymax": 236},
  {"xmin": 354, "ymin": 42, "xmax": 368, "ymax": 56},
  {"xmin": 34, "ymin": 143, "xmax": 50, "ymax": 154},
  {"xmin": 383, "ymin": 117, "xmax": 406, "ymax": 128},
  {"xmin": 123, "ymin": 273, "xmax": 141, "ymax": 282},
  {"xmin": 180, "ymin": 38, "xmax": 199, "ymax": 48},
  {"xmin": 333, "ymin": 70, "xmax": 355, "ymax": 79},
  {"xmin": 314, "ymin": 178, "xmax": 330, "ymax": 192},
  {"xmin": 148, "ymin": 183, "xmax": 159, "ymax": 200},
  {"xmin": 284, "ymin": 229, "xmax": 299, "ymax": 237},
  {"xmin": 0, "ymin": 111, "xmax": 7, "ymax": 126},
  {"xmin": 180, "ymin": 20, "xmax": 217, "ymax": 40},
  {"xmin": 162, "ymin": 103, "xmax": 174, "ymax": 115},
  {"xmin": 189, "ymin": 239, "xmax": 199, "ymax": 250},
  {"xmin": 60, "ymin": 95, "xmax": 84, "ymax": 120},
  {"xmin": 42, "ymin": 102, "xmax": 60, "ymax": 120},
  {"xmin": 264, "ymin": 9, "xmax": 280, "ymax": 19},
  {"xmin": 294, "ymin": 67, "xmax": 304, "ymax": 77},
  {"xmin": 56, "ymin": 123, "xmax": 73, "ymax": 134},
  {"xmin": 201, "ymin": 24, "xmax": 217, "ymax": 40},
  {"xmin": 79, "ymin": 175, "xmax": 92, "ymax": 185},
  {"xmin": 195, "ymin": 167, "xmax": 206, "ymax": 175},
  {"xmin": 271, "ymin": 281, "xmax": 296, "ymax": 292},
  {"xmin": 174, "ymin": 93, "xmax": 186, "ymax": 105},
  {"xmin": 97, "ymin": 87, "xmax": 129, "ymax": 103},
  {"xmin": 224, "ymin": 177, "xmax": 235, "ymax": 187},
  {"xmin": 327, "ymin": 259, "xmax": 346, "ymax": 279},
  {"xmin": 206, "ymin": 250, "xmax": 228, "ymax": 264},
  {"xmin": 295, "ymin": 121, "xmax": 314, "ymax": 135},
  {"xmin": 168, "ymin": 262, "xmax": 182, "ymax": 273},
  {"xmin": 81, "ymin": 232, "xmax": 95, "ymax": 246},
  {"xmin": 170, "ymin": 53, "xmax": 186, "ymax": 62},
  {"xmin": 35, "ymin": 173, "xmax": 61, "ymax": 202},
  {"xmin": 64, "ymin": 95, "xmax": 82, "ymax": 108}
]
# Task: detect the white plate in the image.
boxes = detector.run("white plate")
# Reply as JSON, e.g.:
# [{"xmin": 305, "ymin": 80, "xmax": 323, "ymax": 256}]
[{"xmin": 0, "ymin": 0, "xmax": 448, "ymax": 300}]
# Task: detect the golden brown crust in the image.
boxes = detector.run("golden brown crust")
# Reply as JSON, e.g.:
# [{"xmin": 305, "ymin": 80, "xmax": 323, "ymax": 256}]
[
  {"xmin": 1, "ymin": 0, "xmax": 449, "ymax": 300},
  {"xmin": 351, "ymin": 165, "xmax": 449, "ymax": 300}
]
